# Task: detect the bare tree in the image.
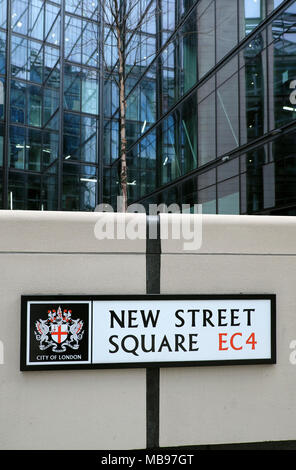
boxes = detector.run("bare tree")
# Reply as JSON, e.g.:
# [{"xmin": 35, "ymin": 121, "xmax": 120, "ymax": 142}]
[
  {"xmin": 99, "ymin": 0, "xmax": 159, "ymax": 211},
  {"xmin": 81, "ymin": 1, "xmax": 204, "ymax": 211}
]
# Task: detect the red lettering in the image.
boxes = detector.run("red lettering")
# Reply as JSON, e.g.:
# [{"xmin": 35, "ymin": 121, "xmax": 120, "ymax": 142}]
[
  {"xmin": 230, "ymin": 333, "xmax": 242, "ymax": 350},
  {"xmin": 246, "ymin": 333, "xmax": 257, "ymax": 350},
  {"xmin": 219, "ymin": 333, "xmax": 228, "ymax": 351}
]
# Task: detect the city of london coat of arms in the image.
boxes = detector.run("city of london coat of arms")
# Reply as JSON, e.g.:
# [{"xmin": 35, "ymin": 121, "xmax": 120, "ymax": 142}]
[{"xmin": 35, "ymin": 306, "xmax": 84, "ymax": 352}]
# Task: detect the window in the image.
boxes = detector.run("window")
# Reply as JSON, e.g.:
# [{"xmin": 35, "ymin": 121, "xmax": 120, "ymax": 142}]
[
  {"xmin": 218, "ymin": 176, "xmax": 240, "ymax": 214},
  {"xmin": 240, "ymin": 34, "xmax": 266, "ymax": 143},
  {"xmin": 198, "ymin": 91, "xmax": 216, "ymax": 166},
  {"xmin": 0, "ymin": 122, "xmax": 4, "ymax": 166},
  {"xmin": 273, "ymin": 132, "xmax": 296, "ymax": 208},
  {"xmin": 216, "ymin": 0, "xmax": 238, "ymax": 62},
  {"xmin": 81, "ymin": 69, "xmax": 98, "ymax": 115},
  {"xmin": 8, "ymin": 171, "xmax": 41, "ymax": 210},
  {"xmin": 0, "ymin": 31, "xmax": 5, "ymax": 75},
  {"xmin": 0, "ymin": 0, "xmax": 6, "ymax": 29},
  {"xmin": 197, "ymin": 0, "xmax": 215, "ymax": 78},
  {"xmin": 26, "ymin": 128, "xmax": 41, "ymax": 171},
  {"xmin": 11, "ymin": 0, "xmax": 44, "ymax": 40},
  {"xmin": 43, "ymin": 163, "xmax": 58, "ymax": 210},
  {"xmin": 10, "ymin": 80, "xmax": 26, "ymax": 124},
  {"xmin": 198, "ymin": 185, "xmax": 216, "ymax": 214},
  {"xmin": 63, "ymin": 112, "xmax": 97, "ymax": 163},
  {"xmin": 45, "ymin": 3, "xmax": 60, "ymax": 45},
  {"xmin": 65, "ymin": 15, "xmax": 82, "ymax": 63},
  {"xmin": 181, "ymin": 10, "xmax": 197, "ymax": 93},
  {"xmin": 0, "ymin": 78, "xmax": 4, "ymax": 120},
  {"xmin": 28, "ymin": 84, "xmax": 42, "ymax": 126},
  {"xmin": 271, "ymin": 7, "xmax": 296, "ymax": 130},
  {"xmin": 161, "ymin": 113, "xmax": 181, "ymax": 185},
  {"xmin": 217, "ymin": 73, "xmax": 239, "ymax": 156},
  {"xmin": 181, "ymin": 94, "xmax": 197, "ymax": 173},
  {"xmin": 240, "ymin": 0, "xmax": 264, "ymax": 38},
  {"xmin": 140, "ymin": 130, "xmax": 156, "ymax": 197},
  {"xmin": 62, "ymin": 163, "xmax": 97, "ymax": 211}
]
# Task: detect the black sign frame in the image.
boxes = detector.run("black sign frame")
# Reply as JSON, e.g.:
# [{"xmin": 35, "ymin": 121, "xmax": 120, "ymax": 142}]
[{"xmin": 20, "ymin": 294, "xmax": 276, "ymax": 371}]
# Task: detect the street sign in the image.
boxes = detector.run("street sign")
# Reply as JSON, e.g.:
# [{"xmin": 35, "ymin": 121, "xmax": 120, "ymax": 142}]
[{"xmin": 20, "ymin": 294, "xmax": 276, "ymax": 370}]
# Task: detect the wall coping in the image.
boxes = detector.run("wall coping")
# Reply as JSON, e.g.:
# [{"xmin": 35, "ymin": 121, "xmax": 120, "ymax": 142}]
[{"xmin": 0, "ymin": 211, "xmax": 295, "ymax": 254}]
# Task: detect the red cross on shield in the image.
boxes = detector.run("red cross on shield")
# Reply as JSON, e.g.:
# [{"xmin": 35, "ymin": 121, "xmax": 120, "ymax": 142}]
[{"xmin": 51, "ymin": 324, "xmax": 68, "ymax": 344}]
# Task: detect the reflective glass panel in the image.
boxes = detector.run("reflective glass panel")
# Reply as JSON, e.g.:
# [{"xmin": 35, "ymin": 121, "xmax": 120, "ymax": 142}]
[
  {"xmin": 8, "ymin": 171, "xmax": 41, "ymax": 210},
  {"xmin": 0, "ymin": 78, "xmax": 4, "ymax": 119},
  {"xmin": 198, "ymin": 185, "xmax": 216, "ymax": 214},
  {"xmin": 0, "ymin": 31, "xmax": 5, "ymax": 75},
  {"xmin": 0, "ymin": 0, "xmax": 6, "ymax": 29},
  {"xmin": 216, "ymin": 0, "xmax": 238, "ymax": 62},
  {"xmin": 217, "ymin": 176, "xmax": 240, "ymax": 214},
  {"xmin": 217, "ymin": 73, "xmax": 239, "ymax": 156},
  {"xmin": 62, "ymin": 163, "xmax": 97, "ymax": 211},
  {"xmin": 198, "ymin": 91, "xmax": 216, "ymax": 166}
]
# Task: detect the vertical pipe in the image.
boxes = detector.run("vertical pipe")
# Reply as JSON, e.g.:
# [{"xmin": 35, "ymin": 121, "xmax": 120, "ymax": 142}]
[{"xmin": 146, "ymin": 214, "xmax": 161, "ymax": 449}]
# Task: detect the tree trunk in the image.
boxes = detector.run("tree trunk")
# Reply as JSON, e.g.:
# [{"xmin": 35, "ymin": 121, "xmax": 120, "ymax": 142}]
[{"xmin": 117, "ymin": 28, "xmax": 128, "ymax": 212}]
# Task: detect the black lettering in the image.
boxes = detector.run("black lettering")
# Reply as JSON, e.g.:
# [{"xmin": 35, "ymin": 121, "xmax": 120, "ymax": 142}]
[
  {"xmin": 188, "ymin": 309, "xmax": 200, "ymax": 327},
  {"xmin": 244, "ymin": 308, "xmax": 255, "ymax": 326},
  {"xmin": 141, "ymin": 309, "xmax": 160, "ymax": 328},
  {"xmin": 231, "ymin": 309, "xmax": 240, "ymax": 326},
  {"xmin": 158, "ymin": 335, "xmax": 173, "ymax": 353},
  {"xmin": 109, "ymin": 335, "xmax": 119, "ymax": 353},
  {"xmin": 218, "ymin": 309, "xmax": 227, "ymax": 326},
  {"xmin": 110, "ymin": 310, "xmax": 125, "ymax": 328},
  {"xmin": 128, "ymin": 310, "xmax": 138, "ymax": 328},
  {"xmin": 175, "ymin": 310, "xmax": 185, "ymax": 327},
  {"xmin": 122, "ymin": 335, "xmax": 139, "ymax": 356},
  {"xmin": 141, "ymin": 334, "xmax": 155, "ymax": 352},
  {"xmin": 175, "ymin": 334, "xmax": 187, "ymax": 352},
  {"xmin": 189, "ymin": 334, "xmax": 199, "ymax": 351},
  {"xmin": 203, "ymin": 309, "xmax": 214, "ymax": 327}
]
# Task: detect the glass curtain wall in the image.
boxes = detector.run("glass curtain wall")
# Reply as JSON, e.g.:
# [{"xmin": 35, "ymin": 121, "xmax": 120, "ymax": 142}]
[
  {"xmin": 0, "ymin": 0, "xmax": 294, "ymax": 213},
  {"xmin": 7, "ymin": 0, "xmax": 61, "ymax": 209},
  {"xmin": 115, "ymin": 0, "xmax": 296, "ymax": 215},
  {"xmin": 1, "ymin": 0, "xmax": 101, "ymax": 210}
]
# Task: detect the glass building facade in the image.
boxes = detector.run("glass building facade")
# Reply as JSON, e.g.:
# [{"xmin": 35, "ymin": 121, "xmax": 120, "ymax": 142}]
[
  {"xmin": 1, "ymin": 0, "xmax": 296, "ymax": 215},
  {"xmin": 1, "ymin": 0, "xmax": 101, "ymax": 210}
]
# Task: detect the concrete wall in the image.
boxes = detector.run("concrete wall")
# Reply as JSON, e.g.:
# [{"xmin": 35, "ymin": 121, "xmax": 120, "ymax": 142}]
[
  {"xmin": 0, "ymin": 211, "xmax": 296, "ymax": 449},
  {"xmin": 0, "ymin": 211, "xmax": 146, "ymax": 450},
  {"xmin": 159, "ymin": 214, "xmax": 296, "ymax": 447}
]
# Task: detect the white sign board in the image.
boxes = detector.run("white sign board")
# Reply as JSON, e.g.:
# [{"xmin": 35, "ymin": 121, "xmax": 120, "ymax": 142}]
[{"xmin": 21, "ymin": 295, "xmax": 276, "ymax": 370}]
